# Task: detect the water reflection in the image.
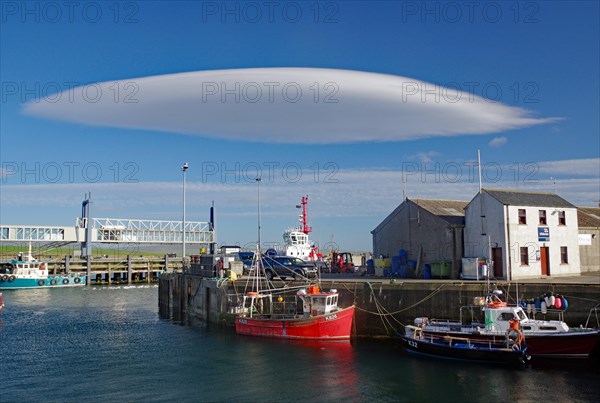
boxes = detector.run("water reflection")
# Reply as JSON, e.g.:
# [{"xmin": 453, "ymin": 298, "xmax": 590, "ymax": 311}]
[{"xmin": 2, "ymin": 287, "xmax": 599, "ymax": 402}]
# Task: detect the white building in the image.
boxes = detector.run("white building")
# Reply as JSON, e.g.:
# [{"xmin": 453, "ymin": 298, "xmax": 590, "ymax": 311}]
[{"xmin": 464, "ymin": 189, "xmax": 581, "ymax": 280}]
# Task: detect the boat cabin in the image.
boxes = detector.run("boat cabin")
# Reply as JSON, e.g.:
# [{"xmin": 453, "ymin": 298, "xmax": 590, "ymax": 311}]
[
  {"xmin": 9, "ymin": 259, "xmax": 48, "ymax": 278},
  {"xmin": 297, "ymin": 286, "xmax": 340, "ymax": 316},
  {"xmin": 484, "ymin": 305, "xmax": 569, "ymax": 334},
  {"xmin": 239, "ymin": 286, "xmax": 341, "ymax": 319}
]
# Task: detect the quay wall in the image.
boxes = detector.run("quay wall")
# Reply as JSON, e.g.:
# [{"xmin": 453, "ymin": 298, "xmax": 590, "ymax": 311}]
[
  {"xmin": 1, "ymin": 255, "xmax": 183, "ymax": 285},
  {"xmin": 159, "ymin": 275, "xmax": 600, "ymax": 336}
]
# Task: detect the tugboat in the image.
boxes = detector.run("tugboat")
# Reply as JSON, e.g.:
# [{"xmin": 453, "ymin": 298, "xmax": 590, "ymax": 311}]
[
  {"xmin": 278, "ymin": 196, "xmax": 319, "ymax": 261},
  {"xmin": 0, "ymin": 244, "xmax": 86, "ymax": 289}
]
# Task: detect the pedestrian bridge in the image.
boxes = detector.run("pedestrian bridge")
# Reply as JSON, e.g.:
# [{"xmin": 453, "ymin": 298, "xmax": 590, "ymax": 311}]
[{"xmin": 0, "ymin": 218, "xmax": 214, "ymax": 245}]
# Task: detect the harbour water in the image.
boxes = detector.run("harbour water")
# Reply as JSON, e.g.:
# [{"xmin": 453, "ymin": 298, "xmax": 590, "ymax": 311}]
[{"xmin": 1, "ymin": 287, "xmax": 598, "ymax": 402}]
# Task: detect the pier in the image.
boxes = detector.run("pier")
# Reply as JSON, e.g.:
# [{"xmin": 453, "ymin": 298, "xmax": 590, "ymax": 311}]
[
  {"xmin": 1, "ymin": 255, "xmax": 184, "ymax": 285},
  {"xmin": 159, "ymin": 272, "xmax": 600, "ymax": 337}
]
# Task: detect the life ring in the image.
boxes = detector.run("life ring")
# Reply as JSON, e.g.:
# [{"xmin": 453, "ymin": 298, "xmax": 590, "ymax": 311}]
[
  {"xmin": 50, "ymin": 279, "xmax": 57, "ymax": 285},
  {"xmin": 8, "ymin": 275, "xmax": 15, "ymax": 282},
  {"xmin": 38, "ymin": 279, "xmax": 45, "ymax": 286},
  {"xmin": 488, "ymin": 301, "xmax": 507, "ymax": 308},
  {"xmin": 2, "ymin": 274, "xmax": 8, "ymax": 281},
  {"xmin": 74, "ymin": 277, "xmax": 81, "ymax": 284},
  {"xmin": 63, "ymin": 278, "xmax": 69, "ymax": 285}
]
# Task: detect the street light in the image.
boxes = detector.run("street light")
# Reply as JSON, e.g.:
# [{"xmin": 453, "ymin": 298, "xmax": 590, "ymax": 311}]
[{"xmin": 182, "ymin": 162, "xmax": 189, "ymax": 268}]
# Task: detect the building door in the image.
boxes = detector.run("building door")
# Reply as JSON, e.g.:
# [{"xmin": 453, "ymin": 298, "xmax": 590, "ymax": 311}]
[
  {"xmin": 492, "ymin": 247, "xmax": 503, "ymax": 278},
  {"xmin": 540, "ymin": 246, "xmax": 550, "ymax": 276}
]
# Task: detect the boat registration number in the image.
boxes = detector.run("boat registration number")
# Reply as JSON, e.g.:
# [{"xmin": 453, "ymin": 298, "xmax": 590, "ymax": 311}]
[
  {"xmin": 238, "ymin": 319, "xmax": 247, "ymax": 324},
  {"xmin": 325, "ymin": 314, "xmax": 338, "ymax": 321},
  {"xmin": 408, "ymin": 340, "xmax": 418, "ymax": 348}
]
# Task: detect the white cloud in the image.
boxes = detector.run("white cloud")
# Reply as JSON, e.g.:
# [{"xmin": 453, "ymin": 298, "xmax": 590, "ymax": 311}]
[
  {"xmin": 2, "ymin": 159, "xmax": 598, "ymax": 249},
  {"xmin": 488, "ymin": 136, "xmax": 508, "ymax": 147},
  {"xmin": 535, "ymin": 158, "xmax": 600, "ymax": 177},
  {"xmin": 415, "ymin": 151, "xmax": 441, "ymax": 163},
  {"xmin": 24, "ymin": 68, "xmax": 558, "ymax": 144}
]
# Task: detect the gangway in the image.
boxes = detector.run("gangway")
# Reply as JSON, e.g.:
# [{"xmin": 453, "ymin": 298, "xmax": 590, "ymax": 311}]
[{"xmin": 1, "ymin": 219, "xmax": 214, "ymax": 245}]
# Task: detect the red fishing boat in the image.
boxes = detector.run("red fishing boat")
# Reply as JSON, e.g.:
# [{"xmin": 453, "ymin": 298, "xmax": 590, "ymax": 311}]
[{"xmin": 235, "ymin": 285, "xmax": 355, "ymax": 340}]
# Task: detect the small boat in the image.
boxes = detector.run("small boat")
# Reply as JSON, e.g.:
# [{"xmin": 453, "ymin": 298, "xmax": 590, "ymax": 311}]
[
  {"xmin": 235, "ymin": 285, "xmax": 355, "ymax": 340},
  {"xmin": 0, "ymin": 245, "xmax": 86, "ymax": 290},
  {"xmin": 416, "ymin": 290, "xmax": 600, "ymax": 359},
  {"xmin": 400, "ymin": 324, "xmax": 530, "ymax": 366}
]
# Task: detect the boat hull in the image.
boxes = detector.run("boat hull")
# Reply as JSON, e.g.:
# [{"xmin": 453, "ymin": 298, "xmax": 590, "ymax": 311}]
[
  {"xmin": 400, "ymin": 334, "xmax": 528, "ymax": 366},
  {"xmin": 236, "ymin": 305, "xmax": 355, "ymax": 340},
  {"xmin": 0, "ymin": 274, "xmax": 86, "ymax": 290},
  {"xmin": 422, "ymin": 328, "xmax": 600, "ymax": 359}
]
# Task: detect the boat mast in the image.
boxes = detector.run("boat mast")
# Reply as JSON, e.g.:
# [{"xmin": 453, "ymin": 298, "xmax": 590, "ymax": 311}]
[{"xmin": 297, "ymin": 196, "xmax": 312, "ymax": 235}]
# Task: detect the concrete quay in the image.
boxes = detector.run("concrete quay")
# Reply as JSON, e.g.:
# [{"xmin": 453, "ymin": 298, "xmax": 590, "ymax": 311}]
[{"xmin": 158, "ymin": 271, "xmax": 600, "ymax": 337}]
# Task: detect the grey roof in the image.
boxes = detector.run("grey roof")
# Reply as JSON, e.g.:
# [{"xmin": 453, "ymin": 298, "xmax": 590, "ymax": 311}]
[
  {"xmin": 411, "ymin": 199, "xmax": 468, "ymax": 226},
  {"xmin": 483, "ymin": 189, "xmax": 576, "ymax": 208},
  {"xmin": 578, "ymin": 207, "xmax": 600, "ymax": 228},
  {"xmin": 372, "ymin": 198, "xmax": 467, "ymax": 233}
]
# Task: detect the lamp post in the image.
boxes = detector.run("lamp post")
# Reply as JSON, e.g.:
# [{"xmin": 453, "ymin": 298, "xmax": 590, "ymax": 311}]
[{"xmin": 182, "ymin": 162, "xmax": 188, "ymax": 268}]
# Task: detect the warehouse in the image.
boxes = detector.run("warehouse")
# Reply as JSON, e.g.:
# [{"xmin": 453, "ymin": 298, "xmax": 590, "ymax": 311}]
[{"xmin": 371, "ymin": 198, "xmax": 467, "ymax": 279}]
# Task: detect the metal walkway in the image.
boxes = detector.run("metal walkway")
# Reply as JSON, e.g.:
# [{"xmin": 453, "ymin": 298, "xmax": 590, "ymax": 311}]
[{"xmin": 1, "ymin": 218, "xmax": 214, "ymax": 245}]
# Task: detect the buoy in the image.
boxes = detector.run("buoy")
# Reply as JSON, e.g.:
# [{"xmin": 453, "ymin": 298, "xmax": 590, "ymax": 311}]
[
  {"xmin": 541, "ymin": 301, "xmax": 547, "ymax": 314},
  {"xmin": 534, "ymin": 298, "xmax": 542, "ymax": 311},
  {"xmin": 562, "ymin": 296, "xmax": 568, "ymax": 310},
  {"xmin": 554, "ymin": 296, "xmax": 562, "ymax": 309},
  {"xmin": 527, "ymin": 303, "xmax": 533, "ymax": 315},
  {"xmin": 549, "ymin": 294, "xmax": 555, "ymax": 307},
  {"xmin": 544, "ymin": 295, "xmax": 551, "ymax": 307}
]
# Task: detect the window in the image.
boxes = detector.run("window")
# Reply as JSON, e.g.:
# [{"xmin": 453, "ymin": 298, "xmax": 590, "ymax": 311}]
[
  {"xmin": 539, "ymin": 210, "xmax": 547, "ymax": 225},
  {"xmin": 518, "ymin": 209, "xmax": 527, "ymax": 224},
  {"xmin": 520, "ymin": 247, "xmax": 529, "ymax": 265},
  {"xmin": 558, "ymin": 211, "xmax": 566, "ymax": 225},
  {"xmin": 560, "ymin": 247, "xmax": 568, "ymax": 264}
]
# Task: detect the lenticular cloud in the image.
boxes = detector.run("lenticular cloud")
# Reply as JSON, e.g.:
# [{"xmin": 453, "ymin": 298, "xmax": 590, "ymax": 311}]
[{"xmin": 24, "ymin": 68, "xmax": 557, "ymax": 144}]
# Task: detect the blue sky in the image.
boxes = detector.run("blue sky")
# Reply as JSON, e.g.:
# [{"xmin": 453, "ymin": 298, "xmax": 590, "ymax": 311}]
[{"xmin": 1, "ymin": 0, "xmax": 599, "ymax": 252}]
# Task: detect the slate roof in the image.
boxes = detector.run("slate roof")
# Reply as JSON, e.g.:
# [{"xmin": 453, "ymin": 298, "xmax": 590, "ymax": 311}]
[
  {"xmin": 372, "ymin": 198, "xmax": 468, "ymax": 233},
  {"xmin": 578, "ymin": 207, "xmax": 600, "ymax": 228},
  {"xmin": 483, "ymin": 189, "xmax": 576, "ymax": 208},
  {"xmin": 411, "ymin": 199, "xmax": 468, "ymax": 226}
]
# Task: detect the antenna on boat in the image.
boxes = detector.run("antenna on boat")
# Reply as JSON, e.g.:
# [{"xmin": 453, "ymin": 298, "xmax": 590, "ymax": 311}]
[
  {"xmin": 256, "ymin": 177, "xmax": 262, "ymax": 250},
  {"xmin": 296, "ymin": 196, "xmax": 312, "ymax": 235}
]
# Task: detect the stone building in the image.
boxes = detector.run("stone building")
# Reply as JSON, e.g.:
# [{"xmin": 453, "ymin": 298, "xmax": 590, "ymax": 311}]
[{"xmin": 371, "ymin": 198, "xmax": 467, "ymax": 278}]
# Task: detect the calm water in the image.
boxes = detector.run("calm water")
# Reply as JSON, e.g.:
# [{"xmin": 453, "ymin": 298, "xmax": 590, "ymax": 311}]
[{"xmin": 1, "ymin": 287, "xmax": 598, "ymax": 402}]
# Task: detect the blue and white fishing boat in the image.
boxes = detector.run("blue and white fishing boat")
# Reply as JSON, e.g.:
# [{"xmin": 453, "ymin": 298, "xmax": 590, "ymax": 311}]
[{"xmin": 0, "ymin": 245, "xmax": 86, "ymax": 289}]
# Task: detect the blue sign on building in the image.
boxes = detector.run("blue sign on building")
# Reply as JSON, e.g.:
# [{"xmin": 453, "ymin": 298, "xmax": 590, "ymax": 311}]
[{"xmin": 538, "ymin": 227, "xmax": 550, "ymax": 242}]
